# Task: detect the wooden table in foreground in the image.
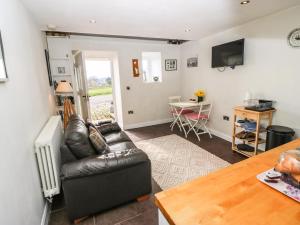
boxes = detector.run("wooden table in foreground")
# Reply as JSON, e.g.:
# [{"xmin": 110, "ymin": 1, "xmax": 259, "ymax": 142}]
[{"xmin": 155, "ymin": 139, "xmax": 300, "ymax": 225}]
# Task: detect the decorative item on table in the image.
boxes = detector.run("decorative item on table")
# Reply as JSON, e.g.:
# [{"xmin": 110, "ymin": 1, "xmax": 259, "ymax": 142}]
[
  {"xmin": 256, "ymin": 149, "xmax": 300, "ymax": 202},
  {"xmin": 243, "ymin": 91, "xmax": 255, "ymax": 106},
  {"xmin": 132, "ymin": 59, "xmax": 139, "ymax": 77},
  {"xmin": 189, "ymin": 98, "xmax": 196, "ymax": 102},
  {"xmin": 187, "ymin": 57, "xmax": 198, "ymax": 68},
  {"xmin": 194, "ymin": 90, "xmax": 205, "ymax": 102},
  {"xmin": 165, "ymin": 59, "xmax": 177, "ymax": 71},
  {"xmin": 275, "ymin": 150, "xmax": 300, "ymax": 188}
]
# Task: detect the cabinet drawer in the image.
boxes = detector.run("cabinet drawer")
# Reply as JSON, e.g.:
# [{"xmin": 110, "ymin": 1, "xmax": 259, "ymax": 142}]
[{"xmin": 235, "ymin": 110, "xmax": 257, "ymax": 120}]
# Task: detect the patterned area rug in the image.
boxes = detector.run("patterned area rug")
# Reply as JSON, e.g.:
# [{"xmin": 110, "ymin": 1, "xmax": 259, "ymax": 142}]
[{"xmin": 135, "ymin": 134, "xmax": 230, "ymax": 190}]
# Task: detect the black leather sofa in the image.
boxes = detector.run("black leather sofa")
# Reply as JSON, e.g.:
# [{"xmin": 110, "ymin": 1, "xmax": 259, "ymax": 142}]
[{"xmin": 60, "ymin": 115, "xmax": 152, "ymax": 221}]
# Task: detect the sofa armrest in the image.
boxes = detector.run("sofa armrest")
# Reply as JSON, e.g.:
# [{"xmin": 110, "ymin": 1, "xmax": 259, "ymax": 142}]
[
  {"xmin": 61, "ymin": 148, "xmax": 149, "ymax": 180},
  {"xmin": 95, "ymin": 122, "xmax": 121, "ymax": 135}
]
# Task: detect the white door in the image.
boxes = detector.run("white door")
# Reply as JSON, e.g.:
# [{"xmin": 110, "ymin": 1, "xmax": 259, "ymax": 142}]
[{"xmin": 73, "ymin": 51, "xmax": 90, "ymax": 120}]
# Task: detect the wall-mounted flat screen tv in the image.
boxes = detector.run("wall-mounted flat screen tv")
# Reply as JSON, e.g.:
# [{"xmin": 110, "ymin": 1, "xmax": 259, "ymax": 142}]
[{"xmin": 212, "ymin": 39, "xmax": 244, "ymax": 68}]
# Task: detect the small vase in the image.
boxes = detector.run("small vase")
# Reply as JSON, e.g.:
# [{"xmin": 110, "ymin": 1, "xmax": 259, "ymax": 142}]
[{"xmin": 197, "ymin": 96, "xmax": 204, "ymax": 102}]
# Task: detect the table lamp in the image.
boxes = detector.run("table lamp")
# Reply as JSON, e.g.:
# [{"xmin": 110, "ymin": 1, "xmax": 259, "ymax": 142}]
[
  {"xmin": 55, "ymin": 80, "xmax": 73, "ymax": 94},
  {"xmin": 55, "ymin": 81, "xmax": 75, "ymax": 129}
]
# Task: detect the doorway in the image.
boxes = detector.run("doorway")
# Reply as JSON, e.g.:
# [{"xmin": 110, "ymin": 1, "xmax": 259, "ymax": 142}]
[
  {"xmin": 85, "ymin": 58, "xmax": 114, "ymax": 121},
  {"xmin": 73, "ymin": 50, "xmax": 122, "ymax": 125}
]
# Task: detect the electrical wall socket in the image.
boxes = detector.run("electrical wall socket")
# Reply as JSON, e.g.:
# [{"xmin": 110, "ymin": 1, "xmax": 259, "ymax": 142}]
[{"xmin": 223, "ymin": 115, "xmax": 230, "ymax": 121}]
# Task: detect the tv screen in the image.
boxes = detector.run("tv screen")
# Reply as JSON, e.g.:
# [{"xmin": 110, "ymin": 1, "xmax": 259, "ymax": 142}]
[{"xmin": 212, "ymin": 39, "xmax": 244, "ymax": 68}]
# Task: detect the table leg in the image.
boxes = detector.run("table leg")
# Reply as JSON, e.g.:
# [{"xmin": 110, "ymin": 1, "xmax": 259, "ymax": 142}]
[
  {"xmin": 177, "ymin": 109, "xmax": 187, "ymax": 137},
  {"xmin": 171, "ymin": 108, "xmax": 181, "ymax": 131},
  {"xmin": 268, "ymin": 112, "xmax": 273, "ymax": 126},
  {"xmin": 232, "ymin": 114, "xmax": 237, "ymax": 151},
  {"xmin": 254, "ymin": 115, "xmax": 261, "ymax": 155}
]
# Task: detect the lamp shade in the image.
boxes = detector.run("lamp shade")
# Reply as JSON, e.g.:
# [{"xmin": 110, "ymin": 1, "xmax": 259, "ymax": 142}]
[{"xmin": 56, "ymin": 81, "xmax": 73, "ymax": 93}]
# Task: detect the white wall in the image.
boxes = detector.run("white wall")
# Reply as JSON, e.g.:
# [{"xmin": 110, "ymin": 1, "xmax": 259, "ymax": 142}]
[
  {"xmin": 0, "ymin": 0, "xmax": 55, "ymax": 225},
  {"xmin": 180, "ymin": 6, "xmax": 300, "ymax": 138},
  {"xmin": 52, "ymin": 36, "xmax": 181, "ymax": 129}
]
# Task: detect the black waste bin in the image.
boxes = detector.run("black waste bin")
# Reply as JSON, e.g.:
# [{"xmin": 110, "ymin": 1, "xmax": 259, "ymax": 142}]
[{"xmin": 265, "ymin": 125, "xmax": 295, "ymax": 150}]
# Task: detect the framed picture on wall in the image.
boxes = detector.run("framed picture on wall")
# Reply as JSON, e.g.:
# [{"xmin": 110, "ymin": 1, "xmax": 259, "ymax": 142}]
[
  {"xmin": 165, "ymin": 59, "xmax": 177, "ymax": 71},
  {"xmin": 50, "ymin": 59, "xmax": 70, "ymax": 76},
  {"xmin": 187, "ymin": 57, "xmax": 198, "ymax": 68},
  {"xmin": 57, "ymin": 67, "xmax": 66, "ymax": 74},
  {"xmin": 132, "ymin": 59, "xmax": 140, "ymax": 77},
  {"xmin": 0, "ymin": 31, "xmax": 8, "ymax": 82}
]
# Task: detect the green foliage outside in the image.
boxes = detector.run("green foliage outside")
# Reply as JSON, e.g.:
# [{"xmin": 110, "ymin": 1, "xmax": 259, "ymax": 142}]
[{"xmin": 88, "ymin": 86, "xmax": 112, "ymax": 97}]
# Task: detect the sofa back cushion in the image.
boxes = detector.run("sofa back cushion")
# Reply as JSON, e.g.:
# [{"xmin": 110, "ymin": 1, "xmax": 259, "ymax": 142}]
[
  {"xmin": 60, "ymin": 144, "xmax": 77, "ymax": 164},
  {"xmin": 89, "ymin": 127, "xmax": 110, "ymax": 154},
  {"xmin": 97, "ymin": 122, "xmax": 121, "ymax": 135},
  {"xmin": 64, "ymin": 115, "xmax": 96, "ymax": 159}
]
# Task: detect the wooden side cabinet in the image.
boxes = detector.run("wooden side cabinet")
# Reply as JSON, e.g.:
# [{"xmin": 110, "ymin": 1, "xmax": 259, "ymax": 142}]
[{"xmin": 232, "ymin": 106, "xmax": 275, "ymax": 157}]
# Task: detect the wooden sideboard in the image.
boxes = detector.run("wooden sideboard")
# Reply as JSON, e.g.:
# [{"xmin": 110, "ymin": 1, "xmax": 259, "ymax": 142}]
[{"xmin": 155, "ymin": 139, "xmax": 300, "ymax": 225}]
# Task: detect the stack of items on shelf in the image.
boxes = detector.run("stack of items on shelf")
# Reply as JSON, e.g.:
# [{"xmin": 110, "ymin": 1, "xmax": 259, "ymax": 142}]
[
  {"xmin": 237, "ymin": 119, "xmax": 256, "ymax": 132},
  {"xmin": 235, "ymin": 119, "xmax": 264, "ymax": 152}
]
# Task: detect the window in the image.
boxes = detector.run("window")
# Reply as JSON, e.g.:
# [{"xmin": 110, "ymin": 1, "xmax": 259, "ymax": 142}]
[{"xmin": 142, "ymin": 52, "xmax": 162, "ymax": 83}]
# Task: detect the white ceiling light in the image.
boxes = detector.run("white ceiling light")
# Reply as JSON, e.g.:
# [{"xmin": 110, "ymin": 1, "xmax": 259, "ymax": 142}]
[
  {"xmin": 241, "ymin": 1, "xmax": 250, "ymax": 5},
  {"xmin": 185, "ymin": 28, "xmax": 192, "ymax": 32},
  {"xmin": 89, "ymin": 19, "xmax": 96, "ymax": 24}
]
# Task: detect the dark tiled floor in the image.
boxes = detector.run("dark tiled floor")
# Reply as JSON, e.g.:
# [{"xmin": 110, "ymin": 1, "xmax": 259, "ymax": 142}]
[{"xmin": 49, "ymin": 123, "xmax": 246, "ymax": 225}]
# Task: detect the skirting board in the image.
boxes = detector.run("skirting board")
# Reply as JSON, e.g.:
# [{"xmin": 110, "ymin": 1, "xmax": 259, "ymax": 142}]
[
  {"xmin": 208, "ymin": 127, "xmax": 232, "ymax": 143},
  {"xmin": 124, "ymin": 118, "xmax": 173, "ymax": 130},
  {"xmin": 41, "ymin": 202, "xmax": 51, "ymax": 225}
]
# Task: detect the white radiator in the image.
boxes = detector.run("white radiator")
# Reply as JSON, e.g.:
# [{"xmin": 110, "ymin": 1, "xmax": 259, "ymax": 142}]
[{"xmin": 35, "ymin": 116, "xmax": 62, "ymax": 200}]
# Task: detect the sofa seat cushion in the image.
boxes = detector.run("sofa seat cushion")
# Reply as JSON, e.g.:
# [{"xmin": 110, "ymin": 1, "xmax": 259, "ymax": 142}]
[
  {"xmin": 104, "ymin": 131, "xmax": 131, "ymax": 144},
  {"xmin": 109, "ymin": 141, "xmax": 136, "ymax": 152},
  {"xmin": 65, "ymin": 117, "xmax": 97, "ymax": 159},
  {"xmin": 89, "ymin": 127, "xmax": 110, "ymax": 154}
]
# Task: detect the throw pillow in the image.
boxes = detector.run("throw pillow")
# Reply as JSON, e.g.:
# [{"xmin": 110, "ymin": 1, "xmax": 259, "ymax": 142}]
[
  {"xmin": 87, "ymin": 122, "xmax": 107, "ymax": 142},
  {"xmin": 89, "ymin": 127, "xmax": 110, "ymax": 154}
]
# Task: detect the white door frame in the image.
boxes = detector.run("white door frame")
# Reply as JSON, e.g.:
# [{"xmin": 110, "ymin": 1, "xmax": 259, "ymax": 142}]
[{"xmin": 80, "ymin": 51, "xmax": 119, "ymax": 123}]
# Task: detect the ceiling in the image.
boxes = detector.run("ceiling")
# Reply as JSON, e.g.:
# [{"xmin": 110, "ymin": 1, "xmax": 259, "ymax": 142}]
[{"xmin": 21, "ymin": 0, "xmax": 300, "ymax": 40}]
